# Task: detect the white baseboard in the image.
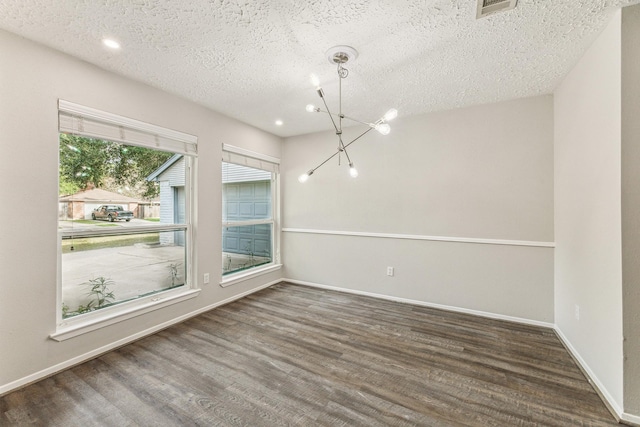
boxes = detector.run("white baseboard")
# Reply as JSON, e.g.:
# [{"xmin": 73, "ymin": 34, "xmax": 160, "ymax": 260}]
[
  {"xmin": 0, "ymin": 279, "xmax": 280, "ymax": 397},
  {"xmin": 622, "ymin": 413, "xmax": 640, "ymax": 427},
  {"xmin": 553, "ymin": 327, "xmax": 627, "ymax": 424},
  {"xmin": 284, "ymin": 278, "xmax": 554, "ymax": 329}
]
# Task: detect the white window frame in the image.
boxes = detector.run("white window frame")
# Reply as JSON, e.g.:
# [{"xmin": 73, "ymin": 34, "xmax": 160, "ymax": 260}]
[
  {"xmin": 220, "ymin": 144, "xmax": 281, "ymax": 287},
  {"xmin": 52, "ymin": 100, "xmax": 200, "ymax": 341}
]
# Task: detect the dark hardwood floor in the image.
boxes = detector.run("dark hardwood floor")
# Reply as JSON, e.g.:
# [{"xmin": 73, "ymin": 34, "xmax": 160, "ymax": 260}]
[{"xmin": 1, "ymin": 282, "xmax": 619, "ymax": 426}]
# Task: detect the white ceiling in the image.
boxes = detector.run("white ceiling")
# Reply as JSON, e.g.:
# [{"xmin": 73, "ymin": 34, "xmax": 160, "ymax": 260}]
[{"xmin": 0, "ymin": 0, "xmax": 637, "ymax": 137}]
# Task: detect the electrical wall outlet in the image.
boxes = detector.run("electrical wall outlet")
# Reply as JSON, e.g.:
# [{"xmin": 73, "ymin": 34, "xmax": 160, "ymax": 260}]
[
  {"xmin": 204, "ymin": 273, "xmax": 210, "ymax": 284},
  {"xmin": 386, "ymin": 266, "xmax": 394, "ymax": 277},
  {"xmin": 574, "ymin": 304, "xmax": 580, "ymax": 320}
]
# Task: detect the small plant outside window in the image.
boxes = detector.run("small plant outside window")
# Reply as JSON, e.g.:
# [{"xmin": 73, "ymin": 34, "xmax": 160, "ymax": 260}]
[
  {"xmin": 169, "ymin": 263, "xmax": 181, "ymax": 287},
  {"xmin": 62, "ymin": 276, "xmax": 116, "ymax": 318},
  {"xmin": 87, "ymin": 276, "xmax": 116, "ymax": 308}
]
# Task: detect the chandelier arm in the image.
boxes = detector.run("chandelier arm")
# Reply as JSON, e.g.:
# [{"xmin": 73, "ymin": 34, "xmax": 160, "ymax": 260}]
[
  {"xmin": 308, "ymin": 149, "xmax": 343, "ymax": 174},
  {"xmin": 320, "ymin": 95, "xmax": 340, "ymax": 134},
  {"xmin": 343, "ymin": 126, "xmax": 375, "ymax": 150},
  {"xmin": 338, "ymin": 135, "xmax": 352, "ymax": 165},
  {"xmin": 307, "ymin": 127, "xmax": 374, "ymax": 176},
  {"xmin": 341, "ymin": 114, "xmax": 371, "ymax": 127},
  {"xmin": 313, "ymin": 108, "xmax": 375, "ymax": 127}
]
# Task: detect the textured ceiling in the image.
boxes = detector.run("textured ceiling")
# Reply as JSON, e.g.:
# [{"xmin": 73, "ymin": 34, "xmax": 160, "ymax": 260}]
[{"xmin": 0, "ymin": 0, "xmax": 637, "ymax": 137}]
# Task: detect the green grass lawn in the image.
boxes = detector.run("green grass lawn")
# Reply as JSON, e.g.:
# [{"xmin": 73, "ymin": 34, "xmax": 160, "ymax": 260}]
[
  {"xmin": 62, "ymin": 233, "xmax": 160, "ymax": 253},
  {"xmin": 71, "ymin": 219, "xmax": 102, "ymax": 224}
]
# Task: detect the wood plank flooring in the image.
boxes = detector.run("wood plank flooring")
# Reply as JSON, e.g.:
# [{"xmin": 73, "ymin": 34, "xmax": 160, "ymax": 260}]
[{"xmin": 1, "ymin": 282, "xmax": 620, "ymax": 426}]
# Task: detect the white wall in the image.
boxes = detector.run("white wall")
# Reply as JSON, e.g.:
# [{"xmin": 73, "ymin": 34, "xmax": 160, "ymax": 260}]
[
  {"xmin": 0, "ymin": 29, "xmax": 282, "ymax": 392},
  {"xmin": 622, "ymin": 3, "xmax": 640, "ymax": 416},
  {"xmin": 282, "ymin": 96, "xmax": 555, "ymax": 323},
  {"xmin": 554, "ymin": 9, "xmax": 624, "ymax": 412}
]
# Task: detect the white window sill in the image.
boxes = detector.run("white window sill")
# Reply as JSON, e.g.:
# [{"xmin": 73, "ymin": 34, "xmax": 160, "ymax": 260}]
[
  {"xmin": 50, "ymin": 288, "xmax": 201, "ymax": 342},
  {"xmin": 220, "ymin": 264, "xmax": 282, "ymax": 288}
]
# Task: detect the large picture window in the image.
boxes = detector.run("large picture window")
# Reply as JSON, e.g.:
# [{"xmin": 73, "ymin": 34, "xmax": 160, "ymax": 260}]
[
  {"xmin": 56, "ymin": 100, "xmax": 197, "ymax": 334},
  {"xmin": 222, "ymin": 145, "xmax": 279, "ymax": 279}
]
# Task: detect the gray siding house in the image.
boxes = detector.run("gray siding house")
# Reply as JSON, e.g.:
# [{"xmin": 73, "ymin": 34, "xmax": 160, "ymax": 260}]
[
  {"xmin": 147, "ymin": 154, "xmax": 186, "ymax": 246},
  {"xmin": 222, "ymin": 162, "xmax": 272, "ymax": 257},
  {"xmin": 148, "ymin": 156, "xmax": 272, "ymax": 254}
]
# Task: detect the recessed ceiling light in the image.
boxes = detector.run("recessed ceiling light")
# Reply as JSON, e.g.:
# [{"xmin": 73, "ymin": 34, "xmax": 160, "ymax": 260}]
[
  {"xmin": 275, "ymin": 120, "xmax": 283, "ymax": 126},
  {"xmin": 103, "ymin": 39, "xmax": 121, "ymax": 49}
]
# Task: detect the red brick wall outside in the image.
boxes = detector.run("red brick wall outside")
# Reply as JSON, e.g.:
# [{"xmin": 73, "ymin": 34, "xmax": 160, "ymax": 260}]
[{"xmin": 71, "ymin": 201, "xmax": 85, "ymax": 220}]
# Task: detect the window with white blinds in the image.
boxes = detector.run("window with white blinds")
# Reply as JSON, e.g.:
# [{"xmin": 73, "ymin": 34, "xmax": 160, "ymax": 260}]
[
  {"xmin": 54, "ymin": 100, "xmax": 199, "ymax": 340},
  {"xmin": 59, "ymin": 99, "xmax": 197, "ymax": 155},
  {"xmin": 221, "ymin": 144, "xmax": 280, "ymax": 281},
  {"xmin": 222, "ymin": 143, "xmax": 279, "ymax": 173}
]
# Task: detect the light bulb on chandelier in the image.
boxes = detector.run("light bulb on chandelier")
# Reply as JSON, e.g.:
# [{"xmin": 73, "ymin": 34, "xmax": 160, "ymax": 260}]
[
  {"xmin": 384, "ymin": 108, "xmax": 398, "ymax": 122},
  {"xmin": 298, "ymin": 173, "xmax": 309, "ymax": 183},
  {"xmin": 310, "ymin": 74, "xmax": 321, "ymax": 88},
  {"xmin": 374, "ymin": 123, "xmax": 391, "ymax": 135},
  {"xmin": 349, "ymin": 163, "xmax": 359, "ymax": 178},
  {"xmin": 299, "ymin": 45, "xmax": 397, "ymax": 183}
]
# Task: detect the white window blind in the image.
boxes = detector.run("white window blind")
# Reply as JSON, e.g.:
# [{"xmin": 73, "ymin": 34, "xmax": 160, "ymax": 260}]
[
  {"xmin": 222, "ymin": 143, "xmax": 280, "ymax": 173},
  {"xmin": 58, "ymin": 100, "xmax": 197, "ymax": 156}
]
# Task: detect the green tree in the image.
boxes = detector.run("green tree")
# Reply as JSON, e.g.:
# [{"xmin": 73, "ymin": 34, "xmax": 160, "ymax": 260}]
[
  {"xmin": 59, "ymin": 133, "xmax": 110, "ymax": 190},
  {"xmin": 59, "ymin": 176, "xmax": 81, "ymax": 196},
  {"xmin": 59, "ymin": 134, "xmax": 173, "ymax": 198}
]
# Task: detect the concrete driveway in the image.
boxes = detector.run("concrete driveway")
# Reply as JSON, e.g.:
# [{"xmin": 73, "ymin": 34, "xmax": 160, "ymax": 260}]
[{"xmin": 61, "ymin": 219, "xmax": 185, "ymax": 314}]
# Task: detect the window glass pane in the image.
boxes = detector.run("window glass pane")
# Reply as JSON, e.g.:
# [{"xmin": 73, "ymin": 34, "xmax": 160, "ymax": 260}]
[
  {"xmin": 59, "ymin": 133, "xmax": 190, "ymax": 318},
  {"xmin": 222, "ymin": 162, "xmax": 271, "ymax": 222},
  {"xmin": 59, "ymin": 134, "xmax": 183, "ymax": 229},
  {"xmin": 221, "ymin": 160, "xmax": 275, "ymax": 276},
  {"xmin": 61, "ymin": 230, "xmax": 185, "ymax": 318},
  {"xmin": 222, "ymin": 224, "xmax": 272, "ymax": 275}
]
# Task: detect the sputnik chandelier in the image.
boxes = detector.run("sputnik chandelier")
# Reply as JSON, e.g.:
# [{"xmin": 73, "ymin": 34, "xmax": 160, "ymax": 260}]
[{"xmin": 298, "ymin": 45, "xmax": 398, "ymax": 183}]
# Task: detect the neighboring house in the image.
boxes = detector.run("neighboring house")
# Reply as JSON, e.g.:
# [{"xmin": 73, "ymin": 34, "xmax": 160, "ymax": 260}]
[
  {"xmin": 58, "ymin": 188, "xmax": 142, "ymax": 220},
  {"xmin": 147, "ymin": 154, "xmax": 186, "ymax": 246},
  {"xmin": 147, "ymin": 155, "xmax": 272, "ymax": 254},
  {"xmin": 221, "ymin": 161, "xmax": 272, "ymax": 257}
]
